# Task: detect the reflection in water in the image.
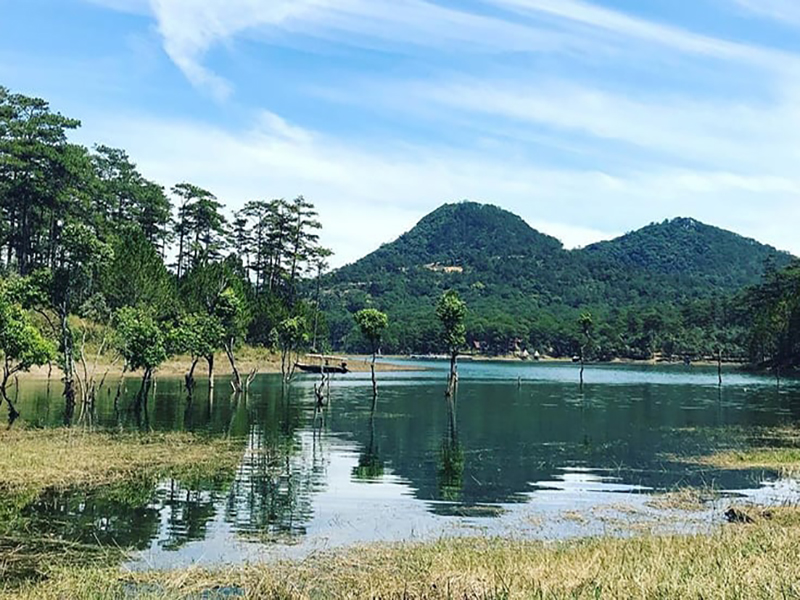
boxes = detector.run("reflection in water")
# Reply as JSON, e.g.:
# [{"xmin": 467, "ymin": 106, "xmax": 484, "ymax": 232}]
[
  {"xmin": 437, "ymin": 397, "xmax": 464, "ymax": 502},
  {"xmin": 5, "ymin": 362, "xmax": 800, "ymax": 569},
  {"xmin": 353, "ymin": 410, "xmax": 384, "ymax": 481}
]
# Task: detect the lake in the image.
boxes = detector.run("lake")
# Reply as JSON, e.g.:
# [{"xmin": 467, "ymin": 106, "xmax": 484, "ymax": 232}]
[{"xmin": 8, "ymin": 360, "xmax": 800, "ymax": 569}]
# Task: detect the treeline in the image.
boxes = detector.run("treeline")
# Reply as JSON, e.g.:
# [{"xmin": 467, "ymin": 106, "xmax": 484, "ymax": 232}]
[
  {"xmin": 324, "ymin": 204, "xmax": 799, "ymax": 368},
  {"xmin": 0, "ymin": 85, "xmax": 330, "ymax": 421}
]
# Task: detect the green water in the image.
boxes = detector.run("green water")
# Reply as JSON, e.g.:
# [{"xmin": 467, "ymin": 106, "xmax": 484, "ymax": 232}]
[{"xmin": 5, "ymin": 360, "xmax": 800, "ymax": 568}]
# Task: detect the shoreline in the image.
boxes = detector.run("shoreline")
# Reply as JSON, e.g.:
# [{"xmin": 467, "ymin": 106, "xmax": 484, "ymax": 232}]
[{"xmin": 14, "ymin": 352, "xmax": 423, "ymax": 381}]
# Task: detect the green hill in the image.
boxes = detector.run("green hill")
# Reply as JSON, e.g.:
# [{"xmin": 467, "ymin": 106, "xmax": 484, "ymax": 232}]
[{"xmin": 322, "ymin": 202, "xmax": 793, "ymax": 358}]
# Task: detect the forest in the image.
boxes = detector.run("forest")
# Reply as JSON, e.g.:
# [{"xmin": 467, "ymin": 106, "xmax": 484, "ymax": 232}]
[
  {"xmin": 2, "ymin": 84, "xmax": 800, "ymax": 425},
  {"xmin": 0, "ymin": 85, "xmax": 331, "ymax": 421}
]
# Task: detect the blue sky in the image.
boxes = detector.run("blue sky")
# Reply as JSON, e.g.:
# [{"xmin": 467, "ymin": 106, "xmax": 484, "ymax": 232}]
[{"xmin": 2, "ymin": 0, "xmax": 800, "ymax": 266}]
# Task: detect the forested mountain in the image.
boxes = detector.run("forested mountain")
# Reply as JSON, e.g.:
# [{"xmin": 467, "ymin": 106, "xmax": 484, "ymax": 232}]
[
  {"xmin": 583, "ymin": 218, "xmax": 789, "ymax": 290},
  {"xmin": 323, "ymin": 202, "xmax": 794, "ymax": 358}
]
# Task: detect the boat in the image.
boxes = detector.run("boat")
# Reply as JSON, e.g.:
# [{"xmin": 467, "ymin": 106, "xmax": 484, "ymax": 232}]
[{"xmin": 295, "ymin": 363, "xmax": 349, "ymax": 374}]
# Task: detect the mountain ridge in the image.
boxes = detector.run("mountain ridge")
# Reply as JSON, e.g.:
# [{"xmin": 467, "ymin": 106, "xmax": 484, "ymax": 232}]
[{"xmin": 322, "ymin": 201, "xmax": 795, "ymax": 357}]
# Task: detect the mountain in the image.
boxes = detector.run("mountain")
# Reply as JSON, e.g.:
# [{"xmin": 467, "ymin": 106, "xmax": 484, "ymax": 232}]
[
  {"xmin": 321, "ymin": 202, "xmax": 794, "ymax": 358},
  {"xmin": 583, "ymin": 217, "xmax": 790, "ymax": 291}
]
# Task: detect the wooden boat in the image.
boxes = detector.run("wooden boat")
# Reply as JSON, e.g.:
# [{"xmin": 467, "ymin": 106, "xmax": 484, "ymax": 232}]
[{"xmin": 295, "ymin": 354, "xmax": 350, "ymax": 375}]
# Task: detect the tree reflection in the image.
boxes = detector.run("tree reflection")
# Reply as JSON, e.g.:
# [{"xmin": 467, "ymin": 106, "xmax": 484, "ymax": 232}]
[
  {"xmin": 160, "ymin": 480, "xmax": 219, "ymax": 551},
  {"xmin": 223, "ymin": 389, "xmax": 317, "ymax": 540},
  {"xmin": 353, "ymin": 408, "xmax": 384, "ymax": 481},
  {"xmin": 437, "ymin": 397, "xmax": 464, "ymax": 502}
]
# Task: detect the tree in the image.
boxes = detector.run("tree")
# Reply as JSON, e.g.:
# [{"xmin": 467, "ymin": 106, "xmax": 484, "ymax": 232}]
[
  {"xmin": 113, "ymin": 307, "xmax": 168, "ymax": 410},
  {"xmin": 23, "ymin": 223, "xmax": 113, "ymax": 412},
  {"xmin": 578, "ymin": 312, "xmax": 593, "ymax": 386},
  {"xmin": 179, "ymin": 261, "xmax": 250, "ymax": 390},
  {"xmin": 0, "ymin": 87, "xmax": 83, "ymax": 275},
  {"xmin": 101, "ymin": 226, "xmax": 177, "ymax": 316},
  {"xmin": 0, "ymin": 281, "xmax": 55, "ymax": 422},
  {"xmin": 436, "ymin": 290, "xmax": 466, "ymax": 397},
  {"xmin": 354, "ymin": 308, "xmax": 388, "ymax": 399},
  {"xmin": 167, "ymin": 312, "xmax": 225, "ymax": 391},
  {"xmin": 170, "ymin": 183, "xmax": 223, "ymax": 278},
  {"xmin": 272, "ymin": 316, "xmax": 308, "ymax": 383},
  {"xmin": 216, "ymin": 286, "xmax": 251, "ymax": 393}
]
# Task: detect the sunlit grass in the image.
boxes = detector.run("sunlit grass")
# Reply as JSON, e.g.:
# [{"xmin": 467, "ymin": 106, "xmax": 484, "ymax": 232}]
[
  {"xmin": 0, "ymin": 427, "xmax": 244, "ymax": 495},
  {"xmin": 0, "ymin": 427, "xmax": 244, "ymax": 587},
  {"xmin": 7, "ymin": 519, "xmax": 800, "ymax": 599}
]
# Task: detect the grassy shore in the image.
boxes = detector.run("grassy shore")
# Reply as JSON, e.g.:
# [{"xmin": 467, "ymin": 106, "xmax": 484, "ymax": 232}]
[
  {"xmin": 18, "ymin": 347, "xmax": 420, "ymax": 381},
  {"xmin": 695, "ymin": 426, "xmax": 800, "ymax": 476},
  {"xmin": 0, "ymin": 427, "xmax": 244, "ymax": 495},
  {"xmin": 0, "ymin": 427, "xmax": 244, "ymax": 586},
  {"xmin": 4, "ymin": 427, "xmax": 800, "ymax": 598},
  {"xmin": 6, "ymin": 519, "xmax": 800, "ymax": 599}
]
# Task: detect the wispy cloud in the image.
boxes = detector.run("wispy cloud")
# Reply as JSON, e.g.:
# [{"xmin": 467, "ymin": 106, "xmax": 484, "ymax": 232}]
[
  {"xmin": 57, "ymin": 0, "xmax": 800, "ymax": 263},
  {"xmin": 76, "ymin": 109, "xmax": 800, "ymax": 265},
  {"xmin": 487, "ymin": 0, "xmax": 797, "ymax": 66},
  {"xmin": 732, "ymin": 0, "xmax": 800, "ymax": 26},
  {"xmin": 117, "ymin": 0, "xmax": 595, "ymax": 98}
]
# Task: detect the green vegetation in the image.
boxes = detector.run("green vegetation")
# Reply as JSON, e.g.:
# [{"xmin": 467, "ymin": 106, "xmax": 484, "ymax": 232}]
[
  {"xmin": 354, "ymin": 308, "xmax": 388, "ymax": 396},
  {"xmin": 8, "ymin": 520, "xmax": 800, "ymax": 599},
  {"xmin": 0, "ymin": 85, "xmax": 333, "ymax": 422},
  {"xmin": 0, "ymin": 280, "xmax": 55, "ymax": 420},
  {"xmin": 324, "ymin": 202, "xmax": 797, "ymax": 366},
  {"xmin": 0, "ymin": 427, "xmax": 244, "ymax": 585},
  {"xmin": 2, "ymin": 82, "xmax": 800, "ymax": 428},
  {"xmin": 436, "ymin": 290, "xmax": 467, "ymax": 396}
]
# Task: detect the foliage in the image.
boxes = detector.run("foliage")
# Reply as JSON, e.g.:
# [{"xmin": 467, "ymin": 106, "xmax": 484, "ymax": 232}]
[
  {"xmin": 167, "ymin": 313, "xmax": 224, "ymax": 361},
  {"xmin": 436, "ymin": 290, "xmax": 467, "ymax": 356},
  {"xmin": 323, "ymin": 202, "xmax": 792, "ymax": 360},
  {"xmin": 272, "ymin": 316, "xmax": 308, "ymax": 381},
  {"xmin": 113, "ymin": 307, "xmax": 167, "ymax": 373},
  {"xmin": 354, "ymin": 308, "xmax": 388, "ymax": 355},
  {"xmin": 744, "ymin": 260, "xmax": 800, "ymax": 370},
  {"xmin": 0, "ymin": 281, "xmax": 55, "ymax": 376}
]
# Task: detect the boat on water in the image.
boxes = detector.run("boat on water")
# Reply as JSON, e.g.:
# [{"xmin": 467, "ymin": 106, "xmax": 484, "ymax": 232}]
[{"xmin": 295, "ymin": 354, "xmax": 350, "ymax": 374}]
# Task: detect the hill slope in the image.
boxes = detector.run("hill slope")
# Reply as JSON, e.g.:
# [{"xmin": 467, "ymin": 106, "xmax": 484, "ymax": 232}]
[
  {"xmin": 583, "ymin": 217, "xmax": 788, "ymax": 290},
  {"xmin": 322, "ymin": 202, "xmax": 793, "ymax": 357}
]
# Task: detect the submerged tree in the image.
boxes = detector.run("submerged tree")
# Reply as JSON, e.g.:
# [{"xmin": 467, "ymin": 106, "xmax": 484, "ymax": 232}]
[
  {"xmin": 273, "ymin": 316, "xmax": 308, "ymax": 383},
  {"xmin": 578, "ymin": 312, "xmax": 593, "ymax": 387},
  {"xmin": 216, "ymin": 286, "xmax": 251, "ymax": 393},
  {"xmin": 168, "ymin": 312, "xmax": 224, "ymax": 391},
  {"xmin": 436, "ymin": 290, "xmax": 467, "ymax": 397},
  {"xmin": 0, "ymin": 282, "xmax": 55, "ymax": 422},
  {"xmin": 114, "ymin": 307, "xmax": 168, "ymax": 411},
  {"xmin": 354, "ymin": 308, "xmax": 388, "ymax": 400}
]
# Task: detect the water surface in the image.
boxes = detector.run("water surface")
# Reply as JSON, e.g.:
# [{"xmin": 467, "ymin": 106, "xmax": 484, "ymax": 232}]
[{"xmin": 9, "ymin": 360, "xmax": 800, "ymax": 568}]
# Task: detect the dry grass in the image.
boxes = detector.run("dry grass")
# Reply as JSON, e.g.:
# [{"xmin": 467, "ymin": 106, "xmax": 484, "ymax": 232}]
[
  {"xmin": 0, "ymin": 428, "xmax": 244, "ymax": 496},
  {"xmin": 702, "ymin": 447, "xmax": 800, "ymax": 476},
  {"xmin": 0, "ymin": 428, "xmax": 245, "ymax": 587},
  {"xmin": 8, "ymin": 520, "xmax": 800, "ymax": 599},
  {"xmin": 646, "ymin": 488, "xmax": 717, "ymax": 512}
]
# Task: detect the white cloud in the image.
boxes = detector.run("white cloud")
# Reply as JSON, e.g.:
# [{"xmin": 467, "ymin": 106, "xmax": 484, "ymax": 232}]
[
  {"xmin": 72, "ymin": 110, "xmax": 800, "ymax": 266},
  {"xmin": 732, "ymin": 0, "xmax": 800, "ymax": 26},
  {"xmin": 487, "ymin": 0, "xmax": 797, "ymax": 67},
  {"xmin": 399, "ymin": 78, "xmax": 800, "ymax": 173},
  {"xmin": 128, "ymin": 0, "xmax": 593, "ymax": 98},
  {"xmin": 87, "ymin": 0, "xmax": 798, "ymax": 98}
]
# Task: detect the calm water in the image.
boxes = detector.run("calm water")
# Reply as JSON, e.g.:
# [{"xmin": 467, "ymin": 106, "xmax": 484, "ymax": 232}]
[{"xmin": 8, "ymin": 360, "xmax": 800, "ymax": 568}]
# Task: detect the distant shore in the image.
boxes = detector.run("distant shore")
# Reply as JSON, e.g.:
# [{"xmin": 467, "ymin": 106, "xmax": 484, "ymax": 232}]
[
  {"xmin": 15, "ymin": 351, "xmax": 754, "ymax": 382},
  {"xmin": 16, "ymin": 351, "xmax": 422, "ymax": 382}
]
